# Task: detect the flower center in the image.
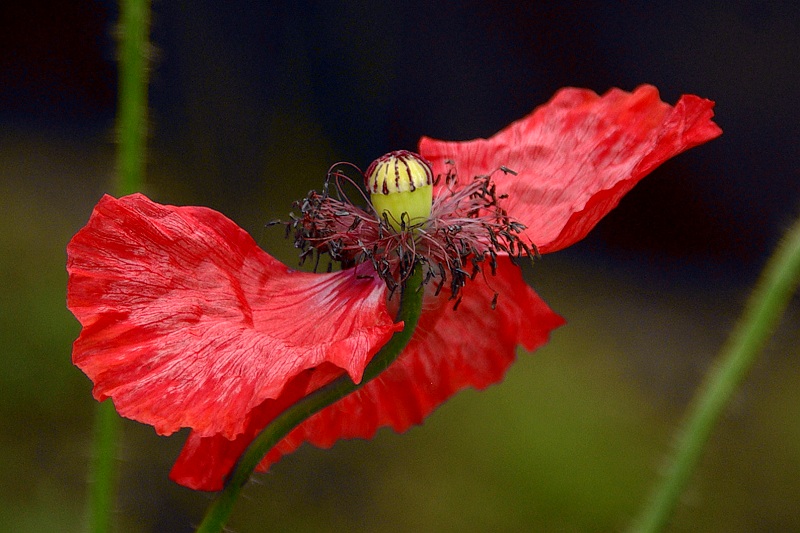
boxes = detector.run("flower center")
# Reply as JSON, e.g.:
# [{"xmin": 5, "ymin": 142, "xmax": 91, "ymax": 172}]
[
  {"xmin": 365, "ymin": 151, "xmax": 433, "ymax": 232},
  {"xmin": 283, "ymin": 155, "xmax": 536, "ymax": 306}
]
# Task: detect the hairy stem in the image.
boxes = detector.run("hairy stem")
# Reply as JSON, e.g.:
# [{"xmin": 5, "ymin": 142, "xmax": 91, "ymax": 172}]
[
  {"xmin": 195, "ymin": 267, "xmax": 426, "ymax": 533},
  {"xmin": 88, "ymin": 1, "xmax": 151, "ymax": 531},
  {"xmin": 116, "ymin": 0, "xmax": 151, "ymax": 197},
  {"xmin": 632, "ymin": 214, "xmax": 800, "ymax": 532},
  {"xmin": 89, "ymin": 400, "xmax": 120, "ymax": 533}
]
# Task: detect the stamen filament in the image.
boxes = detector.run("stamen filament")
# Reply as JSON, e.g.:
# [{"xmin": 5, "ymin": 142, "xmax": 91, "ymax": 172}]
[{"xmin": 284, "ymin": 157, "xmax": 536, "ymax": 306}]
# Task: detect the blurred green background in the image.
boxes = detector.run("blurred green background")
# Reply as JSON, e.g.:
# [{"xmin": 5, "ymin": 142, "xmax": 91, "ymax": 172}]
[{"xmin": 2, "ymin": 1, "xmax": 800, "ymax": 531}]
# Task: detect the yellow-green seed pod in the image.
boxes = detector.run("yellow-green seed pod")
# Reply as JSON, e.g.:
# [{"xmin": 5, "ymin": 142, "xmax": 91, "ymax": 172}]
[{"xmin": 365, "ymin": 150, "xmax": 434, "ymax": 232}]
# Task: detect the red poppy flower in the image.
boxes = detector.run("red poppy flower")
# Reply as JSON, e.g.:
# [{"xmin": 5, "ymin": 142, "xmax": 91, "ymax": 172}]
[{"xmin": 67, "ymin": 85, "xmax": 721, "ymax": 491}]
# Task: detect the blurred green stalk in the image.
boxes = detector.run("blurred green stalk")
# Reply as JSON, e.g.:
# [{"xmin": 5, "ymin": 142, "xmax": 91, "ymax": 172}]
[
  {"xmin": 116, "ymin": 0, "xmax": 151, "ymax": 197},
  {"xmin": 632, "ymin": 213, "xmax": 800, "ymax": 532},
  {"xmin": 89, "ymin": 401, "xmax": 120, "ymax": 533},
  {"xmin": 89, "ymin": 1, "xmax": 151, "ymax": 532},
  {"xmin": 196, "ymin": 268, "xmax": 426, "ymax": 533}
]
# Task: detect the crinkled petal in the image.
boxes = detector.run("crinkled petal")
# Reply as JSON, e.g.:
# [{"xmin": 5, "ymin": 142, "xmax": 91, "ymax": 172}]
[
  {"xmin": 170, "ymin": 257, "xmax": 564, "ymax": 490},
  {"xmin": 419, "ymin": 85, "xmax": 722, "ymax": 253},
  {"xmin": 67, "ymin": 194, "xmax": 401, "ymax": 440}
]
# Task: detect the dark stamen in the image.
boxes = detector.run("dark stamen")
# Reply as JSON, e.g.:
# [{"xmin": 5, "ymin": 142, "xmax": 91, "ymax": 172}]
[{"xmin": 272, "ymin": 162, "xmax": 538, "ymax": 307}]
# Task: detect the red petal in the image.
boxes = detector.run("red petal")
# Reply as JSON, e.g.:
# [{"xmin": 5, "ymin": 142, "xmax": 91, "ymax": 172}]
[
  {"xmin": 419, "ymin": 85, "xmax": 722, "ymax": 253},
  {"xmin": 170, "ymin": 257, "xmax": 564, "ymax": 490},
  {"xmin": 67, "ymin": 194, "xmax": 401, "ymax": 440}
]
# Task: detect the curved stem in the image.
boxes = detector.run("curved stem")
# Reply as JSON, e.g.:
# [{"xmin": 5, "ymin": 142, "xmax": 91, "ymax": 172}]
[
  {"xmin": 195, "ymin": 267, "xmax": 426, "ymax": 533},
  {"xmin": 88, "ymin": 1, "xmax": 151, "ymax": 531},
  {"xmin": 631, "ymin": 214, "xmax": 800, "ymax": 532}
]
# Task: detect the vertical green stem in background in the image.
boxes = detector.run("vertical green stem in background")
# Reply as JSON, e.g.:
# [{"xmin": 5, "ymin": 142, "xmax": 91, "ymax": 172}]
[
  {"xmin": 632, "ymin": 213, "xmax": 800, "ymax": 533},
  {"xmin": 195, "ymin": 267, "xmax": 426, "ymax": 533},
  {"xmin": 116, "ymin": 0, "xmax": 151, "ymax": 197},
  {"xmin": 89, "ymin": 400, "xmax": 120, "ymax": 533},
  {"xmin": 88, "ymin": 1, "xmax": 151, "ymax": 532}
]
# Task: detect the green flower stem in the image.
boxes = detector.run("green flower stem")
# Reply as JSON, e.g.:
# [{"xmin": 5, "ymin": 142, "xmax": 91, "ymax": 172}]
[
  {"xmin": 196, "ymin": 267, "xmax": 426, "ymax": 533},
  {"xmin": 116, "ymin": 0, "xmax": 151, "ymax": 197},
  {"xmin": 88, "ymin": 1, "xmax": 151, "ymax": 532},
  {"xmin": 632, "ymin": 213, "xmax": 800, "ymax": 533},
  {"xmin": 89, "ymin": 400, "xmax": 121, "ymax": 533}
]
